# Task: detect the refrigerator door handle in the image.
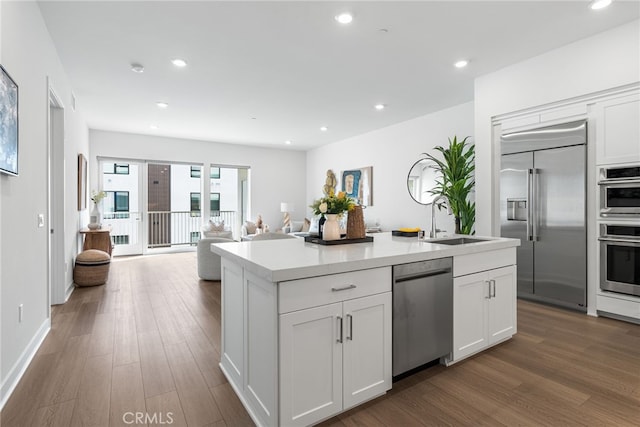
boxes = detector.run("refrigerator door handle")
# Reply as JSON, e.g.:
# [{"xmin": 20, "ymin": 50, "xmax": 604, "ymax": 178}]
[
  {"xmin": 531, "ymin": 168, "xmax": 539, "ymax": 242},
  {"xmin": 527, "ymin": 169, "xmax": 533, "ymax": 241}
]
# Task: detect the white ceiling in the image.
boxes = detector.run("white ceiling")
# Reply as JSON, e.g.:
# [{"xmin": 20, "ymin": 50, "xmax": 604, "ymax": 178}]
[{"xmin": 38, "ymin": 1, "xmax": 639, "ymax": 150}]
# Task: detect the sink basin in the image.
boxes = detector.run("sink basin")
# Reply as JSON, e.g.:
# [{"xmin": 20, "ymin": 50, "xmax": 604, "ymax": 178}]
[{"xmin": 429, "ymin": 237, "xmax": 489, "ymax": 245}]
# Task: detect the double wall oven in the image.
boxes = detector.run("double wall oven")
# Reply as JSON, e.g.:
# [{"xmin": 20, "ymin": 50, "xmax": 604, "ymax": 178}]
[{"xmin": 598, "ymin": 165, "xmax": 640, "ymax": 297}]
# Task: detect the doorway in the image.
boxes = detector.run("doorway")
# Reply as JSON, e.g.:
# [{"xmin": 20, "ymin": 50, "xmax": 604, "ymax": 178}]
[
  {"xmin": 48, "ymin": 82, "xmax": 66, "ymax": 305},
  {"xmin": 99, "ymin": 159, "xmax": 144, "ymax": 256}
]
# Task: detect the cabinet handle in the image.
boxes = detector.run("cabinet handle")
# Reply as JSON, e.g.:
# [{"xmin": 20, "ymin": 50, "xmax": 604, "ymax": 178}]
[
  {"xmin": 491, "ymin": 279, "xmax": 496, "ymax": 298},
  {"xmin": 331, "ymin": 284, "xmax": 357, "ymax": 292},
  {"xmin": 485, "ymin": 280, "xmax": 492, "ymax": 299},
  {"xmin": 346, "ymin": 314, "xmax": 353, "ymax": 341},
  {"xmin": 337, "ymin": 316, "xmax": 343, "ymax": 343}
]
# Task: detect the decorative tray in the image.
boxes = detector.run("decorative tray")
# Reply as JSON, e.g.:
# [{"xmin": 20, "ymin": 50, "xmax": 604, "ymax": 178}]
[
  {"xmin": 392, "ymin": 230, "xmax": 420, "ymax": 237},
  {"xmin": 304, "ymin": 236, "xmax": 374, "ymax": 245}
]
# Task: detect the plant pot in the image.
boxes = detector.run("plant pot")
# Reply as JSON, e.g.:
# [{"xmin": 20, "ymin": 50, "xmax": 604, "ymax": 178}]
[{"xmin": 323, "ymin": 214, "xmax": 341, "ymax": 241}]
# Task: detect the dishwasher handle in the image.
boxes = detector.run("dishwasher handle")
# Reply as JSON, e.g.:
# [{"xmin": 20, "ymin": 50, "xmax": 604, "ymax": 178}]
[{"xmin": 394, "ymin": 268, "xmax": 452, "ymax": 283}]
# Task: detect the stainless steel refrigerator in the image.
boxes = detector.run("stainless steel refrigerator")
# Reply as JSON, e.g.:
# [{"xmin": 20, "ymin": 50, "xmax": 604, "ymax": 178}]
[{"xmin": 500, "ymin": 120, "xmax": 587, "ymax": 311}]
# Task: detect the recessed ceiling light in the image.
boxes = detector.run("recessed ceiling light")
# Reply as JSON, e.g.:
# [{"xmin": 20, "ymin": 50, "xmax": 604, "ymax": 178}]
[
  {"xmin": 156, "ymin": 102, "xmax": 169, "ymax": 109},
  {"xmin": 335, "ymin": 13, "xmax": 353, "ymax": 24},
  {"xmin": 285, "ymin": 140, "xmax": 292, "ymax": 145},
  {"xmin": 171, "ymin": 58, "xmax": 187, "ymax": 67},
  {"xmin": 131, "ymin": 63, "xmax": 144, "ymax": 73},
  {"xmin": 320, "ymin": 126, "xmax": 328, "ymax": 132},
  {"xmin": 374, "ymin": 104, "xmax": 386, "ymax": 111},
  {"xmin": 150, "ymin": 124, "xmax": 159, "ymax": 130},
  {"xmin": 454, "ymin": 60, "xmax": 469, "ymax": 68},
  {"xmin": 590, "ymin": 0, "xmax": 612, "ymax": 10}
]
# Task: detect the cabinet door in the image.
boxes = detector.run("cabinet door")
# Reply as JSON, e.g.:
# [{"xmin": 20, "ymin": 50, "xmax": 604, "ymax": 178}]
[
  {"xmin": 596, "ymin": 93, "xmax": 640, "ymax": 165},
  {"xmin": 343, "ymin": 292, "xmax": 392, "ymax": 410},
  {"xmin": 280, "ymin": 303, "xmax": 343, "ymax": 426},
  {"xmin": 488, "ymin": 265, "xmax": 517, "ymax": 345},
  {"xmin": 453, "ymin": 271, "xmax": 489, "ymax": 361},
  {"xmin": 220, "ymin": 259, "xmax": 244, "ymax": 387}
]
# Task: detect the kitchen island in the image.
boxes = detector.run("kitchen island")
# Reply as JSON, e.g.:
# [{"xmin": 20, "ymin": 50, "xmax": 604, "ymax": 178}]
[{"xmin": 211, "ymin": 233, "xmax": 519, "ymax": 427}]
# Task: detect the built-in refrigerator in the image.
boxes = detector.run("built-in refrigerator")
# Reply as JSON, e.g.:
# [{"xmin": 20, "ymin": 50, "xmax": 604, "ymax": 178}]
[{"xmin": 500, "ymin": 120, "xmax": 587, "ymax": 311}]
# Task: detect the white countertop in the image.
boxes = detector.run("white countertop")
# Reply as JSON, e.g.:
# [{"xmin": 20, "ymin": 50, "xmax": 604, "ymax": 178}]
[{"xmin": 211, "ymin": 232, "xmax": 520, "ymax": 283}]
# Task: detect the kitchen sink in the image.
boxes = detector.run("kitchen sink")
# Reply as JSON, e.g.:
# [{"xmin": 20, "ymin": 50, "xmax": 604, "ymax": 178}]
[{"xmin": 429, "ymin": 237, "xmax": 489, "ymax": 245}]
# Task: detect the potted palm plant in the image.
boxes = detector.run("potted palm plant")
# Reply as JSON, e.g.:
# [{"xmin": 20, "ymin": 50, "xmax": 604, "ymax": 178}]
[{"xmin": 423, "ymin": 136, "xmax": 476, "ymax": 235}]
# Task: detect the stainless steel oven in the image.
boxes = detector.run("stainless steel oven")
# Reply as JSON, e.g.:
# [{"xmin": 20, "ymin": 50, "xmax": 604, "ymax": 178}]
[
  {"xmin": 598, "ymin": 166, "xmax": 640, "ymax": 217},
  {"xmin": 599, "ymin": 224, "xmax": 640, "ymax": 297}
]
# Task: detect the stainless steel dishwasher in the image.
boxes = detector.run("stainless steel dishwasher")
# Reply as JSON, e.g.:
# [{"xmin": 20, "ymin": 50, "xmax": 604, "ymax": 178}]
[{"xmin": 393, "ymin": 257, "xmax": 453, "ymax": 378}]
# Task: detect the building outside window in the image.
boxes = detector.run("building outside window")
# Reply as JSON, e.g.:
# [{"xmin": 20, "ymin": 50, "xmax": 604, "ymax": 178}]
[{"xmin": 211, "ymin": 167, "xmax": 220, "ymax": 179}]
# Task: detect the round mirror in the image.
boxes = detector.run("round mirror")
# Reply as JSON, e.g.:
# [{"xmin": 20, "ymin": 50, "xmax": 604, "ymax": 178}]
[{"xmin": 407, "ymin": 158, "xmax": 438, "ymax": 205}]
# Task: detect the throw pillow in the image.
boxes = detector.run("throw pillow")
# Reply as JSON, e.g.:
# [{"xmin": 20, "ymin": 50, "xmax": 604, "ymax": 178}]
[
  {"xmin": 302, "ymin": 218, "xmax": 311, "ymax": 232},
  {"xmin": 290, "ymin": 220, "xmax": 304, "ymax": 233},
  {"xmin": 210, "ymin": 220, "xmax": 225, "ymax": 232},
  {"xmin": 244, "ymin": 221, "xmax": 257, "ymax": 235}
]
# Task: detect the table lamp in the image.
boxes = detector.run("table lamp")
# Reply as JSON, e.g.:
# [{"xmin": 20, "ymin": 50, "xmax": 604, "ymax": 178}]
[{"xmin": 280, "ymin": 202, "xmax": 292, "ymax": 232}]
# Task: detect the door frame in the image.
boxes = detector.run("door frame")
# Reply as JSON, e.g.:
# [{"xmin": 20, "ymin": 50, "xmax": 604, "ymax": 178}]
[{"xmin": 47, "ymin": 79, "xmax": 67, "ymax": 306}]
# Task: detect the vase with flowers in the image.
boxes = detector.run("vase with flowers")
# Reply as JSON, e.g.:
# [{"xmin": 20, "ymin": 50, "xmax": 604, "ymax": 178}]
[
  {"xmin": 310, "ymin": 190, "xmax": 356, "ymax": 240},
  {"xmin": 88, "ymin": 190, "xmax": 107, "ymax": 230}
]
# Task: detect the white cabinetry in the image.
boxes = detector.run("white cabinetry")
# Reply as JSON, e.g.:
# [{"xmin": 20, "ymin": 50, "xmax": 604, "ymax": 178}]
[
  {"xmin": 595, "ymin": 92, "xmax": 640, "ymax": 165},
  {"xmin": 448, "ymin": 249, "xmax": 517, "ymax": 365},
  {"xmin": 452, "ymin": 266, "xmax": 516, "ymax": 361},
  {"xmin": 220, "ymin": 262, "xmax": 392, "ymax": 427},
  {"xmin": 279, "ymin": 269, "xmax": 392, "ymax": 427}
]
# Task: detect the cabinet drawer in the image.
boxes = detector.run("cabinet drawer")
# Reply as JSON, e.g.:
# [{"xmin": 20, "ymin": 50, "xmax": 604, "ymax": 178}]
[
  {"xmin": 454, "ymin": 248, "xmax": 516, "ymax": 277},
  {"xmin": 279, "ymin": 267, "xmax": 391, "ymax": 314}
]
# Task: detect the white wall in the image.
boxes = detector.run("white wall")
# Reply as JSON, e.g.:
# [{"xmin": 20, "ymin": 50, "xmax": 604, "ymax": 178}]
[
  {"xmin": 306, "ymin": 102, "xmax": 474, "ymax": 234},
  {"xmin": 90, "ymin": 130, "xmax": 307, "ymax": 230},
  {"xmin": 0, "ymin": 1, "xmax": 89, "ymax": 405},
  {"xmin": 474, "ymin": 20, "xmax": 640, "ymax": 235}
]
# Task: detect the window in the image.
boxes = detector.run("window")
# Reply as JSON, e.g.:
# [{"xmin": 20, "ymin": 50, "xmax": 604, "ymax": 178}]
[
  {"xmin": 210, "ymin": 167, "xmax": 221, "ymax": 179},
  {"xmin": 113, "ymin": 191, "xmax": 129, "ymax": 212},
  {"xmin": 191, "ymin": 192, "xmax": 201, "ymax": 216},
  {"xmin": 115, "ymin": 164, "xmax": 129, "ymax": 175},
  {"xmin": 103, "ymin": 191, "xmax": 130, "ymax": 219},
  {"xmin": 104, "ymin": 163, "xmax": 130, "ymax": 175},
  {"xmin": 190, "ymin": 231, "xmax": 200, "ymax": 246},
  {"xmin": 210, "ymin": 193, "xmax": 220, "ymax": 213},
  {"xmin": 112, "ymin": 235, "xmax": 130, "ymax": 245},
  {"xmin": 190, "ymin": 166, "xmax": 201, "ymax": 178}
]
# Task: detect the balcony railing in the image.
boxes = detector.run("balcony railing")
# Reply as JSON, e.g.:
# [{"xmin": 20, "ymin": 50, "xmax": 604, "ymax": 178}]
[{"xmin": 148, "ymin": 210, "xmax": 237, "ymax": 248}]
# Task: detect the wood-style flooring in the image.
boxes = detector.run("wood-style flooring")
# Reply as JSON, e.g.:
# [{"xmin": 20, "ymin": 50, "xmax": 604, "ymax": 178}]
[{"xmin": 1, "ymin": 252, "xmax": 639, "ymax": 426}]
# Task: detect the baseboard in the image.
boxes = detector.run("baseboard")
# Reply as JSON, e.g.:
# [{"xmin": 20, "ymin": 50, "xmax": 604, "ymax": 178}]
[
  {"xmin": 65, "ymin": 280, "xmax": 75, "ymax": 302},
  {"xmin": 0, "ymin": 318, "xmax": 51, "ymax": 410}
]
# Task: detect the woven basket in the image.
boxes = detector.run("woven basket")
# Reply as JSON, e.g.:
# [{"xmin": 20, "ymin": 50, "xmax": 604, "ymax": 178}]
[
  {"xmin": 74, "ymin": 249, "xmax": 110, "ymax": 287},
  {"xmin": 346, "ymin": 205, "xmax": 366, "ymax": 239}
]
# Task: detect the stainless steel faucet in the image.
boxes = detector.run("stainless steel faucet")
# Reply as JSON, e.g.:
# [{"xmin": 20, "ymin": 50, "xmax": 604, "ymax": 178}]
[{"xmin": 430, "ymin": 195, "xmax": 446, "ymax": 238}]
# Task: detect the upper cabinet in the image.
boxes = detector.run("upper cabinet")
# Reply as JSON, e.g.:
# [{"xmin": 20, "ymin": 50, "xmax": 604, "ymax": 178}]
[{"xmin": 595, "ymin": 92, "xmax": 640, "ymax": 166}]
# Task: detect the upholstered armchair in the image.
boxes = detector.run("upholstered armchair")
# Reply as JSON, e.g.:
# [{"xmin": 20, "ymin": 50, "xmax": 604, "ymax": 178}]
[{"xmin": 197, "ymin": 237, "xmax": 234, "ymax": 280}]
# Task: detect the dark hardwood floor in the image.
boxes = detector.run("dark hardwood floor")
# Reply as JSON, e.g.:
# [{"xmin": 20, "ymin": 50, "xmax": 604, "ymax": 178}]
[{"xmin": 1, "ymin": 252, "xmax": 638, "ymax": 426}]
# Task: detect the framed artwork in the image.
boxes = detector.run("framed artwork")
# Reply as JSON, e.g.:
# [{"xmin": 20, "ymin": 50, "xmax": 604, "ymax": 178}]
[
  {"xmin": 77, "ymin": 154, "xmax": 87, "ymax": 210},
  {"xmin": 342, "ymin": 166, "xmax": 373, "ymax": 206},
  {"xmin": 0, "ymin": 64, "xmax": 19, "ymax": 176}
]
